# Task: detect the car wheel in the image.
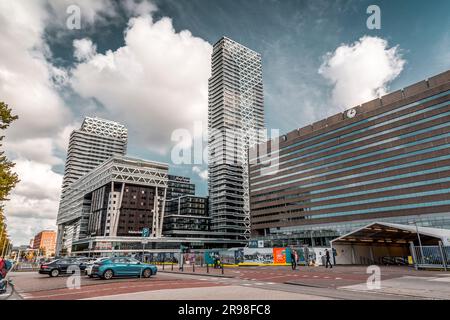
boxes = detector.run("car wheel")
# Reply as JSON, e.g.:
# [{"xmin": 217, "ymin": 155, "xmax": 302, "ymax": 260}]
[
  {"xmin": 50, "ymin": 269, "xmax": 60, "ymax": 277},
  {"xmin": 142, "ymin": 268, "xmax": 152, "ymax": 278},
  {"xmin": 103, "ymin": 269, "xmax": 114, "ymax": 280}
]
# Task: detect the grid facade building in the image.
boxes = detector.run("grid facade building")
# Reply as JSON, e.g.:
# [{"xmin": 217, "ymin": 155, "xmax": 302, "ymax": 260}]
[
  {"xmin": 56, "ymin": 118, "xmax": 128, "ymax": 254},
  {"xmin": 61, "ymin": 117, "xmax": 127, "ymax": 192},
  {"xmin": 249, "ymin": 70, "xmax": 450, "ymax": 246},
  {"xmin": 58, "ymin": 156, "xmax": 169, "ymax": 254},
  {"xmin": 208, "ymin": 37, "xmax": 265, "ymax": 240}
]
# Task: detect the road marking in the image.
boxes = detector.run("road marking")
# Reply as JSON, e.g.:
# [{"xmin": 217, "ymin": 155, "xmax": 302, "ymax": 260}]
[{"xmin": 335, "ymin": 277, "xmax": 342, "ymax": 280}]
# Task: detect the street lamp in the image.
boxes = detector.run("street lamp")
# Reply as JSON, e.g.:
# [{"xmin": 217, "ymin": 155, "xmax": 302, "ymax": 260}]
[{"xmin": 409, "ymin": 218, "xmax": 425, "ymax": 265}]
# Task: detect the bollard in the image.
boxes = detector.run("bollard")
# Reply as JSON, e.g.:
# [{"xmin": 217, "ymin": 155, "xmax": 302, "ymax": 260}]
[
  {"xmin": 207, "ymin": 263, "xmax": 209, "ymax": 274},
  {"xmin": 171, "ymin": 262, "xmax": 174, "ymax": 271},
  {"xmin": 221, "ymin": 263, "xmax": 224, "ymax": 275},
  {"xmin": 163, "ymin": 259, "xmax": 165, "ymax": 271},
  {"xmin": 193, "ymin": 262, "xmax": 195, "ymax": 273}
]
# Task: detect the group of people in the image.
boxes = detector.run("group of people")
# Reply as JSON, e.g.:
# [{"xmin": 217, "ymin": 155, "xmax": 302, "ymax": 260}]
[
  {"xmin": 289, "ymin": 247, "xmax": 334, "ymax": 270},
  {"xmin": 0, "ymin": 258, "xmax": 13, "ymax": 293}
]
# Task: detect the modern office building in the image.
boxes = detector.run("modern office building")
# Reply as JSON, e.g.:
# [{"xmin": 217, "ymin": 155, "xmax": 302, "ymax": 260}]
[
  {"xmin": 166, "ymin": 175, "xmax": 195, "ymax": 200},
  {"xmin": 61, "ymin": 117, "xmax": 128, "ymax": 192},
  {"xmin": 249, "ymin": 70, "xmax": 450, "ymax": 246},
  {"xmin": 56, "ymin": 117, "xmax": 128, "ymax": 254},
  {"xmin": 163, "ymin": 195, "xmax": 210, "ymax": 238},
  {"xmin": 208, "ymin": 37, "xmax": 265, "ymax": 240},
  {"xmin": 57, "ymin": 156, "xmax": 169, "ymax": 254},
  {"xmin": 164, "ymin": 175, "xmax": 211, "ymax": 238},
  {"xmin": 32, "ymin": 230, "xmax": 57, "ymax": 257}
]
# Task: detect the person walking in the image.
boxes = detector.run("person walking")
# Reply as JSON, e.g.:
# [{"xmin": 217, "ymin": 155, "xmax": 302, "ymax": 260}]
[
  {"xmin": 325, "ymin": 249, "xmax": 333, "ymax": 269},
  {"xmin": 290, "ymin": 248, "xmax": 297, "ymax": 270}
]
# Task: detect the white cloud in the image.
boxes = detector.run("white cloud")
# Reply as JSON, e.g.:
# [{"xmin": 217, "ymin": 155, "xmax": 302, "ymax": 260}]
[
  {"xmin": 70, "ymin": 15, "xmax": 212, "ymax": 154},
  {"xmin": 319, "ymin": 36, "xmax": 405, "ymax": 109},
  {"xmin": 122, "ymin": 0, "xmax": 157, "ymax": 17},
  {"xmin": 4, "ymin": 138, "xmax": 63, "ymax": 166},
  {"xmin": 73, "ymin": 38, "xmax": 97, "ymax": 62},
  {"xmin": 193, "ymin": 166, "xmax": 208, "ymax": 181},
  {"xmin": 0, "ymin": 0, "xmax": 123, "ymax": 245},
  {"xmin": 3, "ymin": 160, "xmax": 62, "ymax": 245}
]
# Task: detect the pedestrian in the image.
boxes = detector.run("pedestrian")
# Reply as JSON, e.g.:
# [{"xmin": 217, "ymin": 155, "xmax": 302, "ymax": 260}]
[
  {"xmin": 290, "ymin": 248, "xmax": 297, "ymax": 270},
  {"xmin": 304, "ymin": 246, "xmax": 310, "ymax": 267},
  {"xmin": 325, "ymin": 249, "xmax": 333, "ymax": 269},
  {"xmin": 0, "ymin": 258, "xmax": 8, "ymax": 293}
]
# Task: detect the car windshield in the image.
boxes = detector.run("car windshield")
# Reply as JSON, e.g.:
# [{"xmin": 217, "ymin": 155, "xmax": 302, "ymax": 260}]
[{"xmin": 47, "ymin": 259, "xmax": 59, "ymax": 264}]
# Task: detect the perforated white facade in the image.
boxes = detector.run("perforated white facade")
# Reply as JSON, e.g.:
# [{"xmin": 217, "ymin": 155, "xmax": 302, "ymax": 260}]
[
  {"xmin": 57, "ymin": 117, "xmax": 128, "ymax": 254},
  {"xmin": 208, "ymin": 37, "xmax": 265, "ymax": 240},
  {"xmin": 61, "ymin": 117, "xmax": 128, "ymax": 192}
]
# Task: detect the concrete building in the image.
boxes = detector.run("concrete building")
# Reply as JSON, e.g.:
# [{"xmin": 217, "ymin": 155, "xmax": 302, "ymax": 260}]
[
  {"xmin": 32, "ymin": 230, "xmax": 56, "ymax": 257},
  {"xmin": 208, "ymin": 37, "xmax": 265, "ymax": 241},
  {"xmin": 56, "ymin": 117, "xmax": 127, "ymax": 254},
  {"xmin": 57, "ymin": 156, "xmax": 169, "ymax": 255},
  {"xmin": 249, "ymin": 70, "xmax": 450, "ymax": 246}
]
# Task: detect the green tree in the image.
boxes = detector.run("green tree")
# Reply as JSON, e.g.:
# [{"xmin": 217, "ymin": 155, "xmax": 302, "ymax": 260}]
[{"xmin": 0, "ymin": 101, "xmax": 19, "ymax": 254}]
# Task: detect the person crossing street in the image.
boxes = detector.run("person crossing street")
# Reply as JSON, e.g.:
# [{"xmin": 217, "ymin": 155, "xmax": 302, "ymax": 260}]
[{"xmin": 325, "ymin": 249, "xmax": 333, "ymax": 269}]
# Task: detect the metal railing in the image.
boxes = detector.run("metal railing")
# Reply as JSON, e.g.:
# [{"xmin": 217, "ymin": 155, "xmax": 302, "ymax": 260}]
[{"xmin": 410, "ymin": 243, "xmax": 449, "ymax": 270}]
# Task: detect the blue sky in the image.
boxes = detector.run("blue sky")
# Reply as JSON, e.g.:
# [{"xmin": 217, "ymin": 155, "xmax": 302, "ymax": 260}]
[{"xmin": 1, "ymin": 0, "xmax": 449, "ymax": 244}]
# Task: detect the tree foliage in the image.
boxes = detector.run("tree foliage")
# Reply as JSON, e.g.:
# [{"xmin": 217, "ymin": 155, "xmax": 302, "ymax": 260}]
[{"xmin": 0, "ymin": 101, "xmax": 19, "ymax": 251}]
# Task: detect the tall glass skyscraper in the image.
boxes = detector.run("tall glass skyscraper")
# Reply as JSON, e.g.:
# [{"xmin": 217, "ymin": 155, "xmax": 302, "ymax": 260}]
[
  {"xmin": 56, "ymin": 117, "xmax": 128, "ymax": 254},
  {"xmin": 208, "ymin": 37, "xmax": 265, "ymax": 240}
]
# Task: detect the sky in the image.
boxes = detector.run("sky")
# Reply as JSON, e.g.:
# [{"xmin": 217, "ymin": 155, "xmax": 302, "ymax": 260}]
[{"xmin": 0, "ymin": 0, "xmax": 449, "ymax": 245}]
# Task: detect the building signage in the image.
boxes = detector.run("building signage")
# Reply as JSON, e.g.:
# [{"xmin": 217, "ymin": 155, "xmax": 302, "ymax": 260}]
[
  {"xmin": 142, "ymin": 228, "xmax": 150, "ymax": 237},
  {"xmin": 248, "ymin": 240, "xmax": 258, "ymax": 248}
]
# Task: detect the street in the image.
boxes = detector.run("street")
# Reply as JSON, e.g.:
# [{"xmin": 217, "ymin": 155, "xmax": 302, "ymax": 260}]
[{"xmin": 6, "ymin": 266, "xmax": 450, "ymax": 300}]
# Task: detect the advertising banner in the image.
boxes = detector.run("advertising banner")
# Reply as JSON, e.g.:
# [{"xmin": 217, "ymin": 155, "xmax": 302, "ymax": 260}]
[{"xmin": 273, "ymin": 248, "xmax": 287, "ymax": 264}]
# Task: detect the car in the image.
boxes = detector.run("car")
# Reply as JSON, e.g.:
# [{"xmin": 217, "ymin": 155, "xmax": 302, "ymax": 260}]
[
  {"xmin": 85, "ymin": 258, "xmax": 109, "ymax": 277},
  {"xmin": 90, "ymin": 257, "xmax": 157, "ymax": 280},
  {"xmin": 39, "ymin": 258, "xmax": 87, "ymax": 277}
]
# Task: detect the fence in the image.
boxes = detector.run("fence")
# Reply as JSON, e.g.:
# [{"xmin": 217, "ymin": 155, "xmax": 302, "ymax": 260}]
[{"xmin": 410, "ymin": 243, "xmax": 449, "ymax": 270}]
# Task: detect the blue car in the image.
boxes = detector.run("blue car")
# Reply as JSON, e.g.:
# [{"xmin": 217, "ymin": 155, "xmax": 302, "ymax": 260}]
[{"xmin": 90, "ymin": 257, "xmax": 157, "ymax": 280}]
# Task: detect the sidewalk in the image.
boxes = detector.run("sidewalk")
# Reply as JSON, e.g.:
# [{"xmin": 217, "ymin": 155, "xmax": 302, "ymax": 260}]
[{"xmin": 157, "ymin": 265, "xmax": 235, "ymax": 278}]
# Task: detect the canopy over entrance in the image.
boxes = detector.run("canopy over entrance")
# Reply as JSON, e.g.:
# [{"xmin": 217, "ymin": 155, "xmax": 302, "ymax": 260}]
[{"xmin": 331, "ymin": 222, "xmax": 450, "ymax": 265}]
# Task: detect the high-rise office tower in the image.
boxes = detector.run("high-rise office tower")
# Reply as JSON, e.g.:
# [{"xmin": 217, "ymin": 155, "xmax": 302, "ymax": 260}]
[
  {"xmin": 56, "ymin": 117, "xmax": 128, "ymax": 254},
  {"xmin": 61, "ymin": 117, "xmax": 128, "ymax": 192},
  {"xmin": 208, "ymin": 37, "xmax": 265, "ymax": 240}
]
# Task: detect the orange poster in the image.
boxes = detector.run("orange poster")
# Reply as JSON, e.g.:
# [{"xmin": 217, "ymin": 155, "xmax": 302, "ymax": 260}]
[{"xmin": 273, "ymin": 248, "xmax": 286, "ymax": 264}]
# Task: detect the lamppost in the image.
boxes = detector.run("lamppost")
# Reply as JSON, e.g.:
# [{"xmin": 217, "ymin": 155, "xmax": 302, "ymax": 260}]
[{"xmin": 409, "ymin": 219, "xmax": 425, "ymax": 265}]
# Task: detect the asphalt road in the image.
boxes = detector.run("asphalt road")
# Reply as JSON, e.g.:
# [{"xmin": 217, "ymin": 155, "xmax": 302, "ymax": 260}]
[{"xmin": 7, "ymin": 266, "xmax": 450, "ymax": 300}]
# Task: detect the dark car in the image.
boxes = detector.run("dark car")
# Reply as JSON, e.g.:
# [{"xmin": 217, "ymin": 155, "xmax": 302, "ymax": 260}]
[{"xmin": 39, "ymin": 258, "xmax": 87, "ymax": 277}]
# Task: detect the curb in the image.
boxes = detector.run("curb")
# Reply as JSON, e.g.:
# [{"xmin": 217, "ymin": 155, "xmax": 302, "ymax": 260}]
[{"xmin": 159, "ymin": 270, "xmax": 235, "ymax": 278}]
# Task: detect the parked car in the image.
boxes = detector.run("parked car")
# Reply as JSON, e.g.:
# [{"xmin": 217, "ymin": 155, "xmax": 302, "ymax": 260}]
[
  {"xmin": 90, "ymin": 257, "xmax": 157, "ymax": 280},
  {"xmin": 85, "ymin": 258, "xmax": 109, "ymax": 277},
  {"xmin": 39, "ymin": 258, "xmax": 87, "ymax": 277}
]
